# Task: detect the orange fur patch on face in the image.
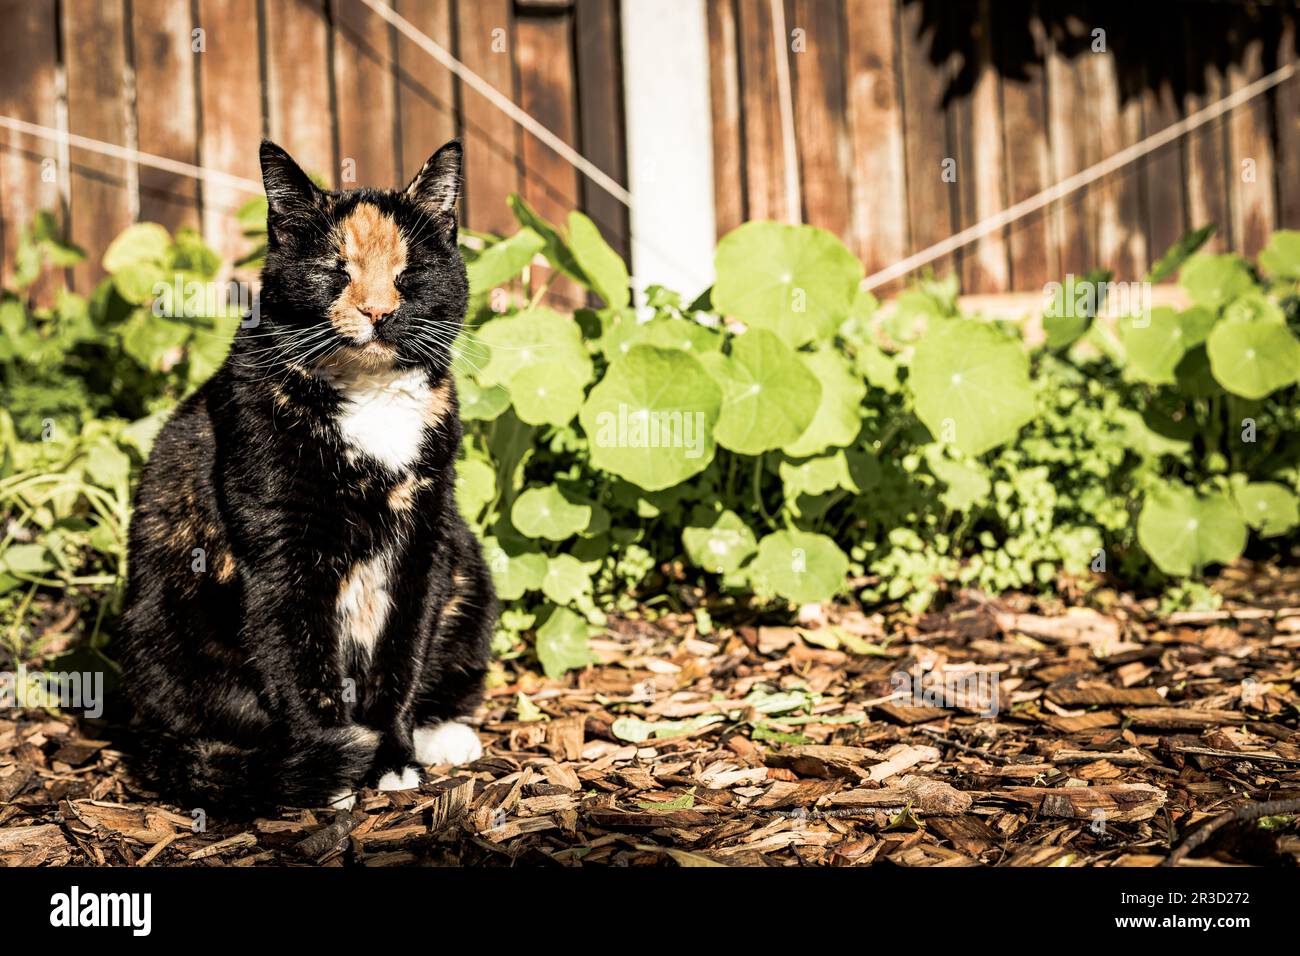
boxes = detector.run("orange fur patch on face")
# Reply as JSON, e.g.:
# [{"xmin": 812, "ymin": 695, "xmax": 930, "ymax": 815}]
[
  {"xmin": 329, "ymin": 203, "xmax": 407, "ymax": 341},
  {"xmin": 215, "ymin": 552, "xmax": 236, "ymax": 583}
]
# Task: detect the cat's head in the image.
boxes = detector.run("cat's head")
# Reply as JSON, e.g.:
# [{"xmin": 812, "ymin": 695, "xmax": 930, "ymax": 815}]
[{"xmin": 252, "ymin": 139, "xmax": 467, "ymax": 376}]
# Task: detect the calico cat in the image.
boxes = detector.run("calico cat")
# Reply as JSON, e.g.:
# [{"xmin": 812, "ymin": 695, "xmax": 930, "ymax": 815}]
[{"xmin": 119, "ymin": 139, "xmax": 495, "ymax": 813}]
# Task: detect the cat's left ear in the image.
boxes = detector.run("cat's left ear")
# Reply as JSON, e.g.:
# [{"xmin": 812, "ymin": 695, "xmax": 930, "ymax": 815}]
[{"xmin": 404, "ymin": 139, "xmax": 462, "ymax": 242}]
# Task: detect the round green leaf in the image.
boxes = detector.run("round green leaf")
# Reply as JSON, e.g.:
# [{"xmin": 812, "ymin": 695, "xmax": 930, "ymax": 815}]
[
  {"xmin": 484, "ymin": 538, "xmax": 546, "ymax": 600},
  {"xmin": 682, "ymin": 510, "xmax": 757, "ymax": 575},
  {"xmin": 751, "ymin": 530, "xmax": 849, "ymax": 605},
  {"xmin": 102, "ymin": 222, "xmax": 170, "ymax": 273},
  {"xmin": 541, "ymin": 554, "xmax": 592, "ymax": 605},
  {"xmin": 535, "ymin": 606, "xmax": 592, "ymax": 679},
  {"xmin": 476, "ymin": 308, "xmax": 592, "ymax": 389},
  {"xmin": 1233, "ymin": 481, "xmax": 1299, "ymax": 538},
  {"xmin": 908, "ymin": 319, "xmax": 1036, "ymax": 456},
  {"xmin": 713, "ymin": 222, "xmax": 863, "ymax": 347},
  {"xmin": 507, "ymin": 361, "xmax": 587, "ymax": 426},
  {"xmin": 1206, "ymin": 319, "xmax": 1300, "ymax": 399},
  {"xmin": 1137, "ymin": 485, "xmax": 1247, "ymax": 576},
  {"xmin": 783, "ymin": 348, "xmax": 865, "ymax": 457},
  {"xmin": 511, "ymin": 486, "xmax": 591, "ymax": 541},
  {"xmin": 578, "ymin": 344, "xmax": 721, "ymax": 491},
  {"xmin": 709, "ymin": 329, "xmax": 821, "ymax": 455},
  {"xmin": 621, "ymin": 316, "xmax": 722, "ymax": 355},
  {"xmin": 1179, "ymin": 253, "xmax": 1254, "ymax": 308},
  {"xmin": 1118, "ymin": 307, "xmax": 1187, "ymax": 385},
  {"xmin": 1258, "ymin": 230, "xmax": 1300, "ymax": 280},
  {"xmin": 456, "ymin": 374, "xmax": 511, "ymax": 421}
]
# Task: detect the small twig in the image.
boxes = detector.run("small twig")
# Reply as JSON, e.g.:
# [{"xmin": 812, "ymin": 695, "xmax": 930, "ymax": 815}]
[
  {"xmin": 1163, "ymin": 797, "xmax": 1300, "ymax": 866},
  {"xmin": 918, "ymin": 728, "xmax": 1009, "ymax": 766},
  {"xmin": 293, "ymin": 810, "xmax": 364, "ymax": 860}
]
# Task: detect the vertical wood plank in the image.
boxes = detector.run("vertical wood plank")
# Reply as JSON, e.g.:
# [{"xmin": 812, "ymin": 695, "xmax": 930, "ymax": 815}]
[
  {"xmin": 393, "ymin": 0, "xmax": 456, "ymax": 187},
  {"xmin": 332, "ymin": 0, "xmax": 400, "ymax": 190},
  {"xmin": 1183, "ymin": 19, "xmax": 1232, "ymax": 251},
  {"xmin": 0, "ymin": 0, "xmax": 61, "ymax": 293},
  {"xmin": 791, "ymin": 0, "xmax": 852, "ymax": 243},
  {"xmin": 457, "ymin": 0, "xmax": 520, "ymax": 235},
  {"xmin": 897, "ymin": 0, "xmax": 956, "ymax": 279},
  {"xmin": 516, "ymin": 7, "xmax": 582, "ymax": 308},
  {"xmin": 1090, "ymin": 51, "xmax": 1147, "ymax": 281},
  {"xmin": 1276, "ymin": 11, "xmax": 1300, "ymax": 230},
  {"xmin": 574, "ymin": 0, "xmax": 629, "ymax": 261},
  {"xmin": 996, "ymin": 3, "xmax": 1055, "ymax": 291},
  {"xmin": 63, "ymin": 0, "xmax": 134, "ymax": 292},
  {"xmin": 1045, "ymin": 34, "xmax": 1095, "ymax": 277},
  {"xmin": 1139, "ymin": 47, "xmax": 1186, "ymax": 264},
  {"xmin": 265, "ymin": 0, "xmax": 334, "ymax": 182},
  {"xmin": 736, "ymin": 0, "xmax": 790, "ymax": 223},
  {"xmin": 952, "ymin": 0, "xmax": 1008, "ymax": 293},
  {"xmin": 842, "ymin": 0, "xmax": 907, "ymax": 289},
  {"xmin": 1226, "ymin": 24, "xmax": 1276, "ymax": 258},
  {"xmin": 196, "ymin": 0, "xmax": 265, "ymax": 271},
  {"xmin": 131, "ymin": 0, "xmax": 201, "ymax": 232},
  {"xmin": 707, "ymin": 0, "xmax": 746, "ymax": 237}
]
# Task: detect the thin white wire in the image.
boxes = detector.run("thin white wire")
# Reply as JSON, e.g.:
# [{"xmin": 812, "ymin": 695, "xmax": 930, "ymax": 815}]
[
  {"xmin": 862, "ymin": 59, "xmax": 1300, "ymax": 291},
  {"xmin": 0, "ymin": 114, "xmax": 263, "ymax": 195},
  {"xmin": 356, "ymin": 0, "xmax": 633, "ymax": 210}
]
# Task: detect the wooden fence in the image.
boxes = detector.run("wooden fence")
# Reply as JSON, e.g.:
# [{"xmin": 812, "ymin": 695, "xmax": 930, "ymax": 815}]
[
  {"xmin": 0, "ymin": 0, "xmax": 627, "ymax": 297},
  {"xmin": 707, "ymin": 0, "xmax": 1300, "ymax": 293},
  {"xmin": 4, "ymin": 0, "xmax": 1300, "ymax": 300}
]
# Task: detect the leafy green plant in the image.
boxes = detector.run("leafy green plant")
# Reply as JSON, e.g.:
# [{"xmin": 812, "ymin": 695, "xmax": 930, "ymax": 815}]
[{"xmin": 4, "ymin": 199, "xmax": 1299, "ymax": 679}]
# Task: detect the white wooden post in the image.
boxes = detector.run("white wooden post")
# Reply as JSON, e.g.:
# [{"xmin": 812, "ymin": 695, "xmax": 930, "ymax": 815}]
[{"xmin": 620, "ymin": 0, "xmax": 717, "ymax": 302}]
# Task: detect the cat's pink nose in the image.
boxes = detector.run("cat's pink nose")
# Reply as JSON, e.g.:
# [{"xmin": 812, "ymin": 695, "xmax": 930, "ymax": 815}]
[{"xmin": 358, "ymin": 303, "xmax": 393, "ymax": 326}]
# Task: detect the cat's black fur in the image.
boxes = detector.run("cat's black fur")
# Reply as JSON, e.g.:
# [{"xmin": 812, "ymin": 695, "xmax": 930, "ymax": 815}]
[{"xmin": 119, "ymin": 139, "xmax": 495, "ymax": 814}]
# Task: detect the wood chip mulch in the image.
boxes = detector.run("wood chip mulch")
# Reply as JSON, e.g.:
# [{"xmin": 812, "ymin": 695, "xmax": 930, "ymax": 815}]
[{"xmin": 3, "ymin": 566, "xmax": 1300, "ymax": 867}]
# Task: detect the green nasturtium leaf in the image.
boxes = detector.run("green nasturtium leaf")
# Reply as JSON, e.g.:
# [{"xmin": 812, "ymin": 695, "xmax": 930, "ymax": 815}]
[
  {"xmin": 102, "ymin": 222, "xmax": 171, "ymax": 274},
  {"xmin": 908, "ymin": 319, "xmax": 1036, "ymax": 456},
  {"xmin": 709, "ymin": 329, "xmax": 821, "ymax": 455},
  {"xmin": 621, "ymin": 316, "xmax": 722, "ymax": 355},
  {"xmin": 541, "ymin": 554, "xmax": 592, "ymax": 605},
  {"xmin": 483, "ymin": 538, "xmax": 546, "ymax": 601},
  {"xmin": 1258, "ymin": 230, "xmax": 1300, "ymax": 280},
  {"xmin": 476, "ymin": 308, "xmax": 591, "ymax": 386},
  {"xmin": 780, "ymin": 452, "xmax": 858, "ymax": 504},
  {"xmin": 466, "ymin": 227, "xmax": 545, "ymax": 296},
  {"xmin": 682, "ymin": 509, "xmax": 757, "ymax": 575},
  {"xmin": 567, "ymin": 211, "xmax": 629, "ymax": 309},
  {"xmin": 535, "ymin": 606, "xmax": 592, "ymax": 679},
  {"xmin": 506, "ymin": 361, "xmax": 589, "ymax": 427},
  {"xmin": 750, "ymin": 530, "xmax": 849, "ymax": 605},
  {"xmin": 511, "ymin": 486, "xmax": 591, "ymax": 541},
  {"xmin": 1233, "ymin": 481, "xmax": 1300, "ymax": 538},
  {"xmin": 1118, "ymin": 307, "xmax": 1188, "ymax": 385},
  {"xmin": 579, "ymin": 344, "xmax": 721, "ymax": 491},
  {"xmin": 455, "ymin": 457, "xmax": 496, "ymax": 523},
  {"xmin": 1206, "ymin": 318, "xmax": 1300, "ymax": 399},
  {"xmin": 712, "ymin": 221, "xmax": 863, "ymax": 347},
  {"xmin": 1137, "ymin": 484, "xmax": 1248, "ymax": 576},
  {"xmin": 783, "ymin": 348, "xmax": 865, "ymax": 457},
  {"xmin": 456, "ymin": 374, "xmax": 511, "ymax": 421},
  {"xmin": 1179, "ymin": 253, "xmax": 1254, "ymax": 308}
]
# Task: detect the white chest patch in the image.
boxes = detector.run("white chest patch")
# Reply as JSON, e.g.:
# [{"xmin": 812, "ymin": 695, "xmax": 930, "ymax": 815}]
[
  {"xmin": 336, "ymin": 548, "xmax": 395, "ymax": 657},
  {"xmin": 328, "ymin": 366, "xmax": 431, "ymax": 473}
]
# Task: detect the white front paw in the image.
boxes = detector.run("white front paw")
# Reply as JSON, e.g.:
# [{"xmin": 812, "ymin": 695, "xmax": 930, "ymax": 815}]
[
  {"xmin": 327, "ymin": 790, "xmax": 357, "ymax": 810},
  {"xmin": 376, "ymin": 766, "xmax": 420, "ymax": 791},
  {"xmin": 413, "ymin": 722, "xmax": 482, "ymax": 767}
]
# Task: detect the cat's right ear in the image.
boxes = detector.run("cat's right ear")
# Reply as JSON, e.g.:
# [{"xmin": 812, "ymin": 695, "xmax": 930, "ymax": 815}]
[{"xmin": 259, "ymin": 140, "xmax": 322, "ymax": 242}]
